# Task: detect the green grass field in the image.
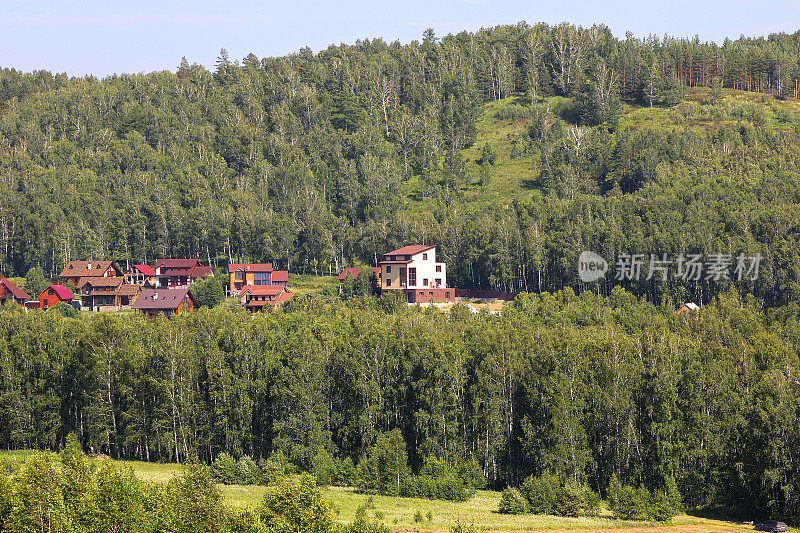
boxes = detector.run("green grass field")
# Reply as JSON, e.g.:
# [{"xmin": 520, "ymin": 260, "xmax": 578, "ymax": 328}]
[
  {"xmin": 0, "ymin": 453, "xmax": 757, "ymax": 532},
  {"xmin": 105, "ymin": 459, "xmax": 733, "ymax": 532}
]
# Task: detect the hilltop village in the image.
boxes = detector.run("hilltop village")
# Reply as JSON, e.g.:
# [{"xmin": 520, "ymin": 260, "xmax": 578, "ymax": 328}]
[{"xmin": 0, "ymin": 245, "xmax": 509, "ymax": 318}]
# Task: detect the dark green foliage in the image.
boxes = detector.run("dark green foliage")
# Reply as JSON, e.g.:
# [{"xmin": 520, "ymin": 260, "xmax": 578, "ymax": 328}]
[
  {"xmin": 357, "ymin": 429, "xmax": 410, "ymax": 497},
  {"xmin": 498, "ymin": 488, "xmax": 528, "ymax": 515},
  {"xmin": 519, "ymin": 471, "xmax": 560, "ymax": 515},
  {"xmin": 191, "ymin": 277, "xmax": 225, "ymax": 308},
  {"xmin": 607, "ymin": 474, "xmax": 681, "ymax": 521},
  {"xmin": 211, "ymin": 453, "xmax": 239, "ymax": 484}
]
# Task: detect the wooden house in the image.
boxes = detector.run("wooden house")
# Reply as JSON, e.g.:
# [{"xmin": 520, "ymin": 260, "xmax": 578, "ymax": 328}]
[
  {"xmin": 239, "ymin": 285, "xmax": 294, "ymax": 313},
  {"xmin": 59, "ymin": 261, "xmax": 122, "ymax": 286},
  {"xmin": 39, "ymin": 284, "xmax": 75, "ymax": 309},
  {"xmin": 131, "ymin": 287, "xmax": 196, "ymax": 319},
  {"xmin": 0, "ymin": 276, "xmax": 30, "ymax": 306},
  {"xmin": 153, "ymin": 259, "xmax": 213, "ymax": 289},
  {"xmin": 228, "ymin": 263, "xmax": 289, "ymax": 295},
  {"xmin": 77, "ymin": 277, "xmax": 141, "ymax": 311},
  {"xmin": 378, "ymin": 245, "xmax": 453, "ymax": 303},
  {"xmin": 677, "ymin": 302, "xmax": 700, "ymax": 314},
  {"xmin": 124, "ymin": 265, "xmax": 157, "ymax": 287}
]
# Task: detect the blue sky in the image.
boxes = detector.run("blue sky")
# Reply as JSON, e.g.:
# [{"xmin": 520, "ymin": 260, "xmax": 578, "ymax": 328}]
[{"xmin": 2, "ymin": 0, "xmax": 800, "ymax": 77}]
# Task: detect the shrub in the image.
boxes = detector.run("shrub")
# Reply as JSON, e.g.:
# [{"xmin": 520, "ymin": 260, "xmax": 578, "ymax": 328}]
[
  {"xmin": 336, "ymin": 456, "xmax": 358, "ymax": 486},
  {"xmin": 450, "ymin": 520, "xmax": 477, "ymax": 533},
  {"xmin": 51, "ymin": 301, "xmax": 78, "ymax": 318},
  {"xmin": 347, "ymin": 505, "xmax": 390, "ymax": 533},
  {"xmin": 190, "ymin": 276, "xmax": 225, "ymax": 308},
  {"xmin": 211, "ymin": 453, "xmax": 238, "ymax": 484},
  {"xmin": 237, "ymin": 455, "xmax": 262, "ymax": 485},
  {"xmin": 312, "ymin": 449, "xmax": 336, "ymax": 486},
  {"xmin": 498, "ymin": 487, "xmax": 528, "ymax": 515},
  {"xmin": 520, "ymin": 471, "xmax": 560, "ymax": 514},
  {"xmin": 260, "ymin": 474, "xmax": 334, "ymax": 533},
  {"xmin": 413, "ymin": 510, "xmax": 423, "ymax": 523}
]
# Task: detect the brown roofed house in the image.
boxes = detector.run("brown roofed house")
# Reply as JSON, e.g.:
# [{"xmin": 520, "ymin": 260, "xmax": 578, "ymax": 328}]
[
  {"xmin": 378, "ymin": 245, "xmax": 453, "ymax": 303},
  {"xmin": 153, "ymin": 259, "xmax": 214, "ymax": 289},
  {"xmin": 0, "ymin": 276, "xmax": 31, "ymax": 306},
  {"xmin": 239, "ymin": 284, "xmax": 294, "ymax": 313},
  {"xmin": 131, "ymin": 287, "xmax": 196, "ymax": 319},
  {"xmin": 77, "ymin": 277, "xmax": 141, "ymax": 311},
  {"xmin": 59, "ymin": 261, "xmax": 123, "ymax": 285},
  {"xmin": 124, "ymin": 265, "xmax": 157, "ymax": 287}
]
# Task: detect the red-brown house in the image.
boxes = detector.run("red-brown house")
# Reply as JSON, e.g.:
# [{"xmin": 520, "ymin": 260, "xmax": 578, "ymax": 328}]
[
  {"xmin": 124, "ymin": 265, "xmax": 157, "ymax": 287},
  {"xmin": 131, "ymin": 287, "xmax": 197, "ymax": 319},
  {"xmin": 38, "ymin": 284, "xmax": 75, "ymax": 310},
  {"xmin": 76, "ymin": 277, "xmax": 141, "ymax": 311},
  {"xmin": 59, "ymin": 261, "xmax": 123, "ymax": 286},
  {"xmin": 0, "ymin": 276, "xmax": 30, "ymax": 306},
  {"xmin": 239, "ymin": 285, "xmax": 294, "ymax": 313},
  {"xmin": 153, "ymin": 259, "xmax": 214, "ymax": 289}
]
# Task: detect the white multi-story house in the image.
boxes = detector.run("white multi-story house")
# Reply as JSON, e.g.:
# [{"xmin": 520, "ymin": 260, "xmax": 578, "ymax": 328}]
[{"xmin": 379, "ymin": 245, "xmax": 453, "ymax": 303}]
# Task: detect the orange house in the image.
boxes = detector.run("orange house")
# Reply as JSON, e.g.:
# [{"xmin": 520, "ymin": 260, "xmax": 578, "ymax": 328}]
[
  {"xmin": 39, "ymin": 285, "xmax": 75, "ymax": 309},
  {"xmin": 239, "ymin": 285, "xmax": 294, "ymax": 313},
  {"xmin": 228, "ymin": 263, "xmax": 289, "ymax": 295}
]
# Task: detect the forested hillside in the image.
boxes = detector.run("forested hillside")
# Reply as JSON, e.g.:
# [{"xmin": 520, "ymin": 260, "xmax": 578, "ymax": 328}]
[
  {"xmin": 1, "ymin": 289, "xmax": 799, "ymax": 520},
  {"xmin": 4, "ymin": 23, "xmax": 800, "ymax": 305}
]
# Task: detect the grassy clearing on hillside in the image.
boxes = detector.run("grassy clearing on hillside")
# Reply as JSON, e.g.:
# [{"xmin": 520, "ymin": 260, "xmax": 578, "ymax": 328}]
[
  {"xmin": 0, "ymin": 452, "xmax": 753, "ymax": 532},
  {"xmin": 287, "ymin": 273, "xmax": 337, "ymax": 295}
]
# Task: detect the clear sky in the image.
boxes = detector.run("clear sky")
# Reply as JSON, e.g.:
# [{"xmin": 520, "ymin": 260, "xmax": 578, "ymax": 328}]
[{"xmin": 2, "ymin": 0, "xmax": 800, "ymax": 77}]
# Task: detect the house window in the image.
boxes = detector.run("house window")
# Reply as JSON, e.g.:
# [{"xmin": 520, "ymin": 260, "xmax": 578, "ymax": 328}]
[
  {"xmin": 235, "ymin": 271, "xmax": 244, "ymax": 281},
  {"xmin": 399, "ymin": 268, "xmax": 406, "ymax": 286},
  {"xmin": 445, "ymin": 292, "xmax": 450, "ymax": 300},
  {"xmin": 435, "ymin": 278, "xmax": 441, "ymax": 287},
  {"xmin": 423, "ymin": 253, "xmax": 427, "ymax": 260},
  {"xmin": 436, "ymin": 265, "xmax": 442, "ymax": 272},
  {"xmin": 423, "ymin": 278, "xmax": 428, "ymax": 287},
  {"xmin": 386, "ymin": 278, "xmax": 391, "ymax": 287},
  {"xmin": 386, "ymin": 265, "xmax": 391, "ymax": 273},
  {"xmin": 408, "ymin": 268, "xmax": 416, "ymax": 287}
]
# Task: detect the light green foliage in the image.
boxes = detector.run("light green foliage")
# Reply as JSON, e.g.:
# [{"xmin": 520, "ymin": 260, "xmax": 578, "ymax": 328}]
[
  {"xmin": 260, "ymin": 474, "xmax": 334, "ymax": 533},
  {"xmin": 50, "ymin": 301, "xmax": 78, "ymax": 317},
  {"xmin": 498, "ymin": 487, "xmax": 528, "ymax": 515},
  {"xmin": 191, "ymin": 277, "xmax": 226, "ymax": 308},
  {"xmin": 8, "ymin": 453, "xmax": 68, "ymax": 533},
  {"xmin": 211, "ymin": 453, "xmax": 239, "ymax": 484},
  {"xmin": 159, "ymin": 462, "xmax": 224, "ymax": 533},
  {"xmin": 24, "ymin": 267, "xmax": 49, "ymax": 299},
  {"xmin": 357, "ymin": 429, "xmax": 410, "ymax": 497}
]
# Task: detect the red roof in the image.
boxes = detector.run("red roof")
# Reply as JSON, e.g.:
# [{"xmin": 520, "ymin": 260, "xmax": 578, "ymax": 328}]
[
  {"xmin": 0, "ymin": 276, "xmax": 31, "ymax": 300},
  {"xmin": 228, "ymin": 263, "xmax": 273, "ymax": 273},
  {"xmin": 132, "ymin": 265, "xmax": 156, "ymax": 276},
  {"xmin": 59, "ymin": 261, "xmax": 122, "ymax": 279},
  {"xmin": 45, "ymin": 284, "xmax": 74, "ymax": 301},
  {"xmin": 153, "ymin": 259, "xmax": 200, "ymax": 269},
  {"xmin": 241, "ymin": 285, "xmax": 285, "ymax": 296},
  {"xmin": 274, "ymin": 291, "xmax": 294, "ymax": 305},
  {"xmin": 385, "ymin": 245, "xmax": 435, "ymax": 256},
  {"xmin": 270, "ymin": 270, "xmax": 288, "ymax": 283},
  {"xmin": 132, "ymin": 288, "xmax": 195, "ymax": 311},
  {"xmin": 338, "ymin": 267, "xmax": 380, "ymax": 281},
  {"xmin": 190, "ymin": 265, "xmax": 214, "ymax": 278}
]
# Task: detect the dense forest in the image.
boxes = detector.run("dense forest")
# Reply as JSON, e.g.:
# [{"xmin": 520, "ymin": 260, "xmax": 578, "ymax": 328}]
[
  {"xmin": 1, "ymin": 288, "xmax": 799, "ymax": 520},
  {"xmin": 4, "ymin": 23, "xmax": 800, "ymax": 305}
]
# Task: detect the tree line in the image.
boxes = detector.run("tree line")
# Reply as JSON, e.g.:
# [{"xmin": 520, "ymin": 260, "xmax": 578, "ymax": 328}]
[
  {"xmin": 3, "ymin": 24, "xmax": 800, "ymax": 305},
  {"xmin": 1, "ymin": 287, "xmax": 798, "ymax": 520}
]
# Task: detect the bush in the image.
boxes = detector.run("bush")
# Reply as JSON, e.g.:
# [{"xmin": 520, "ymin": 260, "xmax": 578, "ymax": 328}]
[
  {"xmin": 607, "ymin": 475, "xmax": 681, "ymax": 522},
  {"xmin": 450, "ymin": 520, "xmax": 477, "ymax": 533},
  {"xmin": 191, "ymin": 276, "xmax": 225, "ymax": 308},
  {"xmin": 520, "ymin": 471, "xmax": 560, "ymax": 514},
  {"xmin": 493, "ymin": 105, "xmax": 533, "ymax": 120},
  {"xmin": 260, "ymin": 474, "xmax": 334, "ymax": 533},
  {"xmin": 347, "ymin": 504, "xmax": 390, "ymax": 533},
  {"xmin": 519, "ymin": 473, "xmax": 600, "ymax": 517},
  {"xmin": 51, "ymin": 301, "xmax": 78, "ymax": 318},
  {"xmin": 237, "ymin": 455, "xmax": 262, "ymax": 485},
  {"xmin": 413, "ymin": 510, "xmax": 423, "ymax": 523},
  {"xmin": 498, "ymin": 487, "xmax": 528, "ymax": 515},
  {"xmin": 211, "ymin": 452, "xmax": 238, "ymax": 484}
]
